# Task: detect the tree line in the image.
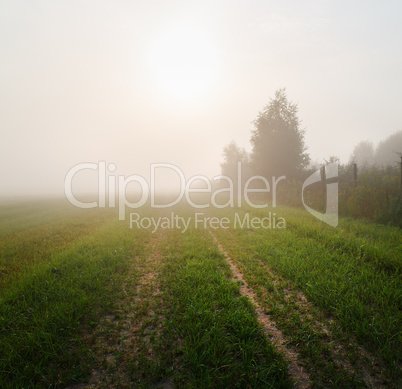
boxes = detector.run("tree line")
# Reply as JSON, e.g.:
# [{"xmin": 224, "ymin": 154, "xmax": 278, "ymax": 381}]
[{"xmin": 220, "ymin": 89, "xmax": 402, "ymax": 227}]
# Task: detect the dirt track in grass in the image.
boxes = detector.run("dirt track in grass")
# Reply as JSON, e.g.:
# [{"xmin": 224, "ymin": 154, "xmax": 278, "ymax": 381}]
[
  {"xmin": 210, "ymin": 231, "xmax": 311, "ymax": 389},
  {"xmin": 210, "ymin": 230, "xmax": 391, "ymax": 389},
  {"xmin": 67, "ymin": 230, "xmax": 169, "ymax": 389}
]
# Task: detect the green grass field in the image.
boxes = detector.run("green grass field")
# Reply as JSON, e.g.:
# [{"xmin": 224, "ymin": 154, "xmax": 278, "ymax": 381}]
[{"xmin": 0, "ymin": 200, "xmax": 400, "ymax": 388}]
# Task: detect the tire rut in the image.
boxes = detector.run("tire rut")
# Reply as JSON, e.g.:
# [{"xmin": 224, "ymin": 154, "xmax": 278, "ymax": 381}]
[
  {"xmin": 210, "ymin": 231, "xmax": 311, "ymax": 389},
  {"xmin": 67, "ymin": 230, "xmax": 169, "ymax": 389},
  {"xmin": 212, "ymin": 231, "xmax": 390, "ymax": 388}
]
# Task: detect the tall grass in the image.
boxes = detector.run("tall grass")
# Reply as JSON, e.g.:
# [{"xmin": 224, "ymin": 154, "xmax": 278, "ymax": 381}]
[
  {"xmin": 215, "ymin": 206, "xmax": 401, "ymax": 382},
  {"xmin": 158, "ymin": 228, "xmax": 292, "ymax": 388},
  {"xmin": 273, "ymin": 163, "xmax": 402, "ymax": 227},
  {"xmin": 0, "ymin": 204, "xmax": 147, "ymax": 387}
]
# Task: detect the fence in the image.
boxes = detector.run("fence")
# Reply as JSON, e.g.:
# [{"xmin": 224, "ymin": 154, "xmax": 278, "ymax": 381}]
[{"xmin": 274, "ymin": 160, "xmax": 402, "ymax": 227}]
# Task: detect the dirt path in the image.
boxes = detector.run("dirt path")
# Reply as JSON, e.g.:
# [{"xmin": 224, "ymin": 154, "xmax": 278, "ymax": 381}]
[
  {"xmin": 252, "ymin": 255, "xmax": 388, "ymax": 389},
  {"xmin": 66, "ymin": 227, "xmax": 389, "ymax": 388},
  {"xmin": 210, "ymin": 231, "xmax": 311, "ymax": 389},
  {"xmin": 67, "ymin": 230, "xmax": 168, "ymax": 389},
  {"xmin": 211, "ymin": 231, "xmax": 390, "ymax": 388}
]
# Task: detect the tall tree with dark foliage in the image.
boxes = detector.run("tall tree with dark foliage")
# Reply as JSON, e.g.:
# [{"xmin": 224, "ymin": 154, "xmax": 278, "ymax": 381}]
[{"xmin": 250, "ymin": 89, "xmax": 310, "ymax": 179}]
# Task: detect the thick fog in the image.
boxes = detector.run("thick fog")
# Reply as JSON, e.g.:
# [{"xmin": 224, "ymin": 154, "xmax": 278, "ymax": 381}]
[{"xmin": 1, "ymin": 0, "xmax": 401, "ymax": 197}]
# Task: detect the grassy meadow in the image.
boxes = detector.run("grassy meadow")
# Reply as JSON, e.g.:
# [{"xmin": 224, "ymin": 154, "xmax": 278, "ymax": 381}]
[{"xmin": 0, "ymin": 199, "xmax": 400, "ymax": 388}]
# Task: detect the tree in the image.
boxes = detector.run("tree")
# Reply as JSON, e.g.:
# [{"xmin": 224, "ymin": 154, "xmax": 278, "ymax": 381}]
[
  {"xmin": 220, "ymin": 141, "xmax": 251, "ymax": 196},
  {"xmin": 374, "ymin": 130, "xmax": 402, "ymax": 167},
  {"xmin": 349, "ymin": 140, "xmax": 374, "ymax": 168},
  {"xmin": 324, "ymin": 155, "xmax": 340, "ymax": 165},
  {"xmin": 221, "ymin": 141, "xmax": 249, "ymax": 173},
  {"xmin": 250, "ymin": 89, "xmax": 309, "ymax": 179}
]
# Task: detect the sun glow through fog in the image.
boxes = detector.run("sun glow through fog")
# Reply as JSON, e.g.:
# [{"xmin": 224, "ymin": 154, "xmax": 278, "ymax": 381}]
[{"xmin": 149, "ymin": 24, "xmax": 220, "ymax": 101}]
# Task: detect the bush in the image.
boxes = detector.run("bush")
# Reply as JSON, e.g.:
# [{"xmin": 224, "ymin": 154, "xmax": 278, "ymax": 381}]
[{"xmin": 274, "ymin": 163, "xmax": 401, "ymax": 227}]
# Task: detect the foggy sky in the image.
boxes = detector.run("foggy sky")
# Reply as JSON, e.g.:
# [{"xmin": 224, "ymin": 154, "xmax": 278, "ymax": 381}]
[{"xmin": 1, "ymin": 0, "xmax": 401, "ymax": 196}]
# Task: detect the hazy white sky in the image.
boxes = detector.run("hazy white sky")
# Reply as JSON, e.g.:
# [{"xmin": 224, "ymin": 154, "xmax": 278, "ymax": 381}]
[{"xmin": 1, "ymin": 0, "xmax": 401, "ymax": 195}]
